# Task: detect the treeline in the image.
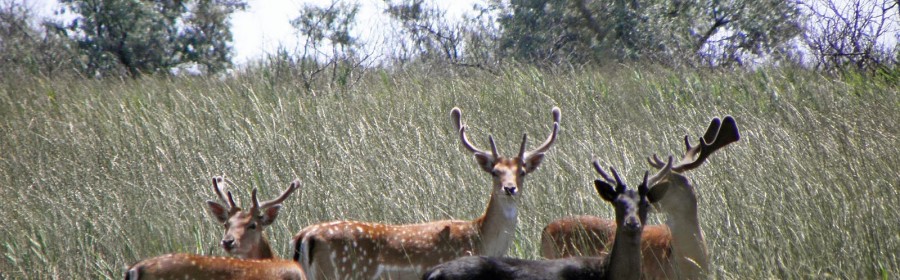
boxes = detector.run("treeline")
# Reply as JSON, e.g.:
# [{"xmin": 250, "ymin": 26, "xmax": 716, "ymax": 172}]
[{"xmin": 1, "ymin": 0, "xmax": 898, "ymax": 82}]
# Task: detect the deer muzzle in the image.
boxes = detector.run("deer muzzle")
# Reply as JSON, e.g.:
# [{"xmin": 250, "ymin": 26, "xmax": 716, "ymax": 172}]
[
  {"xmin": 222, "ymin": 238, "xmax": 236, "ymax": 251},
  {"xmin": 503, "ymin": 184, "xmax": 518, "ymax": 196}
]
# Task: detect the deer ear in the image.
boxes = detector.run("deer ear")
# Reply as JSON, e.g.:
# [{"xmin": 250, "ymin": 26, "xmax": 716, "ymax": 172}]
[
  {"xmin": 646, "ymin": 182, "xmax": 670, "ymax": 204},
  {"xmin": 474, "ymin": 153, "xmax": 495, "ymax": 173},
  {"xmin": 206, "ymin": 200, "xmax": 230, "ymax": 223},
  {"xmin": 259, "ymin": 204, "xmax": 282, "ymax": 226},
  {"xmin": 523, "ymin": 153, "xmax": 545, "ymax": 174},
  {"xmin": 594, "ymin": 180, "xmax": 617, "ymax": 203}
]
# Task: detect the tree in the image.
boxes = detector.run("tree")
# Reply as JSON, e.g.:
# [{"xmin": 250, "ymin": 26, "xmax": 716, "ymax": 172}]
[
  {"xmin": 380, "ymin": 0, "xmax": 503, "ymax": 71},
  {"xmin": 0, "ymin": 0, "xmax": 78, "ymax": 78},
  {"xmin": 484, "ymin": 0, "xmax": 802, "ymax": 67},
  {"xmin": 383, "ymin": 0, "xmax": 462, "ymax": 64},
  {"xmin": 289, "ymin": 0, "xmax": 363, "ymax": 89},
  {"xmin": 801, "ymin": 0, "xmax": 899, "ymax": 71},
  {"xmin": 55, "ymin": 0, "xmax": 245, "ymax": 77},
  {"xmin": 181, "ymin": 0, "xmax": 247, "ymax": 74}
]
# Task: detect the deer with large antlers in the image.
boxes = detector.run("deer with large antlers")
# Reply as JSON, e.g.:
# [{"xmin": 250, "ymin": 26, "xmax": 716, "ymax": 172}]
[
  {"xmin": 291, "ymin": 106, "xmax": 560, "ymax": 280},
  {"xmin": 422, "ymin": 162, "xmax": 670, "ymax": 280},
  {"xmin": 125, "ymin": 177, "xmax": 305, "ymax": 280},
  {"xmin": 540, "ymin": 116, "xmax": 740, "ymax": 280}
]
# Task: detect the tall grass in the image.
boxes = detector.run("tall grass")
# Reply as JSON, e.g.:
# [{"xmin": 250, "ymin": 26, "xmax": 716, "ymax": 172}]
[{"xmin": 0, "ymin": 65, "xmax": 897, "ymax": 279}]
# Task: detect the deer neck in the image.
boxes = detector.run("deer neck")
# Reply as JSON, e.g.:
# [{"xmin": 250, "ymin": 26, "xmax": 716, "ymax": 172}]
[
  {"xmin": 661, "ymin": 175, "xmax": 709, "ymax": 277},
  {"xmin": 474, "ymin": 191, "xmax": 518, "ymax": 256},
  {"xmin": 607, "ymin": 229, "xmax": 642, "ymax": 280},
  {"xmin": 245, "ymin": 235, "xmax": 276, "ymax": 259}
]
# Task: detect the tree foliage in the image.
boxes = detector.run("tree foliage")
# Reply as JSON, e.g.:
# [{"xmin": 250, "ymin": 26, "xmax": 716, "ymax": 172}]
[
  {"xmin": 287, "ymin": 0, "xmax": 362, "ymax": 89},
  {"xmin": 55, "ymin": 0, "xmax": 245, "ymax": 77},
  {"xmin": 0, "ymin": 0, "xmax": 78, "ymax": 78},
  {"xmin": 483, "ymin": 0, "xmax": 803, "ymax": 67}
]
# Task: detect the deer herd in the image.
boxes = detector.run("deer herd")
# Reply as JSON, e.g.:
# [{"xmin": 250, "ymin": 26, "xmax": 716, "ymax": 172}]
[{"xmin": 125, "ymin": 106, "xmax": 740, "ymax": 280}]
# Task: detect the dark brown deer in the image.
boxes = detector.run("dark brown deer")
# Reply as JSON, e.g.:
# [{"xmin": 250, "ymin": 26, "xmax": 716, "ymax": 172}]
[{"xmin": 540, "ymin": 116, "xmax": 740, "ymax": 279}]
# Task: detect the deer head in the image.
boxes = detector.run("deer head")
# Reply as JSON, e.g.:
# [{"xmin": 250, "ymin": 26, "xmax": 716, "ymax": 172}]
[
  {"xmin": 205, "ymin": 176, "xmax": 299, "ymax": 259},
  {"xmin": 593, "ymin": 161, "xmax": 669, "ymax": 237},
  {"xmin": 450, "ymin": 107, "xmax": 560, "ymax": 198}
]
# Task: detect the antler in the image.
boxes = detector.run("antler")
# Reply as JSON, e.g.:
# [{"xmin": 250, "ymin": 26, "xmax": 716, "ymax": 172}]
[
  {"xmin": 592, "ymin": 159, "xmax": 625, "ymax": 192},
  {"xmin": 523, "ymin": 107, "xmax": 560, "ymax": 160},
  {"xmin": 452, "ymin": 107, "xmax": 499, "ymax": 158},
  {"xmin": 648, "ymin": 115, "xmax": 740, "ymax": 173},
  {"xmin": 452, "ymin": 106, "xmax": 559, "ymax": 160},
  {"xmin": 648, "ymin": 155, "xmax": 674, "ymax": 186},
  {"xmin": 255, "ymin": 179, "xmax": 300, "ymax": 210},
  {"xmin": 212, "ymin": 176, "xmax": 238, "ymax": 210}
]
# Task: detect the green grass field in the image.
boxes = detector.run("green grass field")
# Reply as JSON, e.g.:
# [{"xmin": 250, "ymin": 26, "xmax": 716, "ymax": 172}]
[{"xmin": 1, "ymin": 65, "xmax": 897, "ymax": 279}]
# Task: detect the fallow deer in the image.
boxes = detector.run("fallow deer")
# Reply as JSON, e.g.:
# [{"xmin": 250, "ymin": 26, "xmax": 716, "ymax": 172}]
[
  {"xmin": 292, "ymin": 106, "xmax": 560, "ymax": 280},
  {"xmin": 124, "ymin": 253, "xmax": 305, "ymax": 280},
  {"xmin": 422, "ymin": 161, "xmax": 670, "ymax": 280},
  {"xmin": 206, "ymin": 176, "xmax": 297, "ymax": 259},
  {"xmin": 540, "ymin": 116, "xmax": 740, "ymax": 279},
  {"xmin": 125, "ymin": 177, "xmax": 305, "ymax": 279}
]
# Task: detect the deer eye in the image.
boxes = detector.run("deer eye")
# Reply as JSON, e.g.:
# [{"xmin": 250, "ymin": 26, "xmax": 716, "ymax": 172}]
[
  {"xmin": 223, "ymin": 222, "xmax": 230, "ymax": 229},
  {"xmin": 491, "ymin": 169, "xmax": 500, "ymax": 176},
  {"xmin": 248, "ymin": 223, "xmax": 257, "ymax": 230}
]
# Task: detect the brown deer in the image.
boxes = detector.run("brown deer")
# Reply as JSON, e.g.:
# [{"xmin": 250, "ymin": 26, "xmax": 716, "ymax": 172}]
[
  {"xmin": 205, "ymin": 176, "xmax": 297, "ymax": 259},
  {"xmin": 292, "ymin": 106, "xmax": 560, "ymax": 280},
  {"xmin": 124, "ymin": 254, "xmax": 305, "ymax": 280},
  {"xmin": 125, "ymin": 177, "xmax": 305, "ymax": 280},
  {"xmin": 540, "ymin": 116, "xmax": 740, "ymax": 279},
  {"xmin": 422, "ymin": 162, "xmax": 671, "ymax": 280}
]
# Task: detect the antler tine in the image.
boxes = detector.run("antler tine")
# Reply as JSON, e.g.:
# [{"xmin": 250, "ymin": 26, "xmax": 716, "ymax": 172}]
[
  {"xmin": 451, "ymin": 107, "xmax": 463, "ymax": 131},
  {"xmin": 592, "ymin": 159, "xmax": 613, "ymax": 183},
  {"xmin": 672, "ymin": 116, "xmax": 740, "ymax": 172},
  {"xmin": 523, "ymin": 107, "xmax": 561, "ymax": 160},
  {"xmin": 647, "ymin": 154, "xmax": 666, "ymax": 169},
  {"xmin": 524, "ymin": 122, "xmax": 559, "ymax": 160},
  {"xmin": 609, "ymin": 167, "xmax": 625, "ymax": 193},
  {"xmin": 258, "ymin": 179, "xmax": 300, "ymax": 209},
  {"xmin": 518, "ymin": 134, "xmax": 528, "ymax": 162},
  {"xmin": 458, "ymin": 125, "xmax": 494, "ymax": 156},
  {"xmin": 212, "ymin": 176, "xmax": 238, "ymax": 209},
  {"xmin": 250, "ymin": 188, "xmax": 260, "ymax": 213},
  {"xmin": 551, "ymin": 106, "xmax": 561, "ymax": 124},
  {"xmin": 648, "ymin": 155, "xmax": 674, "ymax": 186},
  {"xmin": 212, "ymin": 176, "xmax": 228, "ymax": 205},
  {"xmin": 638, "ymin": 171, "xmax": 650, "ymax": 196},
  {"xmin": 701, "ymin": 116, "xmax": 723, "ymax": 143},
  {"xmin": 488, "ymin": 135, "xmax": 500, "ymax": 158},
  {"xmin": 454, "ymin": 107, "xmax": 496, "ymax": 157},
  {"xmin": 226, "ymin": 191, "xmax": 238, "ymax": 209}
]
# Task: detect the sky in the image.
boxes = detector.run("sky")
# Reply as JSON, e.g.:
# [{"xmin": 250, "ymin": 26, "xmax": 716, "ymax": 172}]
[{"xmin": 28, "ymin": 0, "xmax": 480, "ymax": 65}]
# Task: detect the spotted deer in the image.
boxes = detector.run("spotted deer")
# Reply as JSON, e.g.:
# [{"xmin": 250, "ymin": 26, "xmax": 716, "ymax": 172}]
[
  {"xmin": 540, "ymin": 116, "xmax": 740, "ymax": 279},
  {"xmin": 125, "ymin": 177, "xmax": 305, "ymax": 280},
  {"xmin": 292, "ymin": 106, "xmax": 560, "ymax": 280},
  {"xmin": 422, "ymin": 162, "xmax": 670, "ymax": 280}
]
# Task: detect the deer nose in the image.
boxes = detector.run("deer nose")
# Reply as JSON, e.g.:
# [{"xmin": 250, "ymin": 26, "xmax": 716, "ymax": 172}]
[
  {"xmin": 222, "ymin": 239, "xmax": 235, "ymax": 250},
  {"xmin": 503, "ymin": 185, "xmax": 517, "ymax": 196},
  {"xmin": 623, "ymin": 217, "xmax": 641, "ymax": 231}
]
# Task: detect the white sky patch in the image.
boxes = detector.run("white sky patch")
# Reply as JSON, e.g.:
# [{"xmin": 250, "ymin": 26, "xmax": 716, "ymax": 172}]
[{"xmin": 230, "ymin": 0, "xmax": 481, "ymax": 65}]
